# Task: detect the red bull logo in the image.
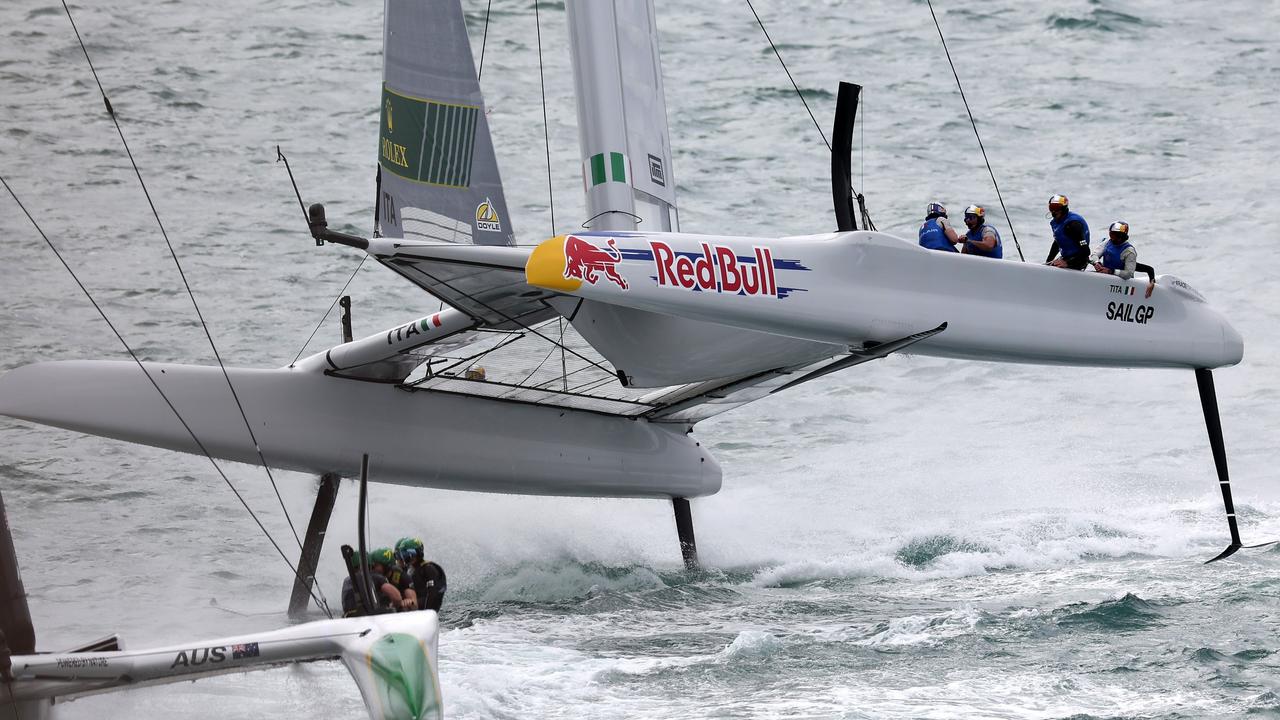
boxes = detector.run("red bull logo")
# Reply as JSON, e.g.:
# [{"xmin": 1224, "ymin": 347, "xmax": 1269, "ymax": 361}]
[
  {"xmin": 651, "ymin": 240, "xmax": 777, "ymax": 297},
  {"xmin": 563, "ymin": 235, "xmax": 629, "ymax": 290}
]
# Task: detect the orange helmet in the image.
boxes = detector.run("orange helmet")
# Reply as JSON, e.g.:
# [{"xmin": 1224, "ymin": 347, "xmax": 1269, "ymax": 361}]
[{"xmin": 1048, "ymin": 194, "xmax": 1069, "ymax": 211}]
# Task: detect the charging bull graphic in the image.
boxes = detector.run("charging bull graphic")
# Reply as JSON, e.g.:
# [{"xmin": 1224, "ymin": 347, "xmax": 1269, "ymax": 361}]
[{"xmin": 563, "ymin": 235, "xmax": 629, "ymax": 290}]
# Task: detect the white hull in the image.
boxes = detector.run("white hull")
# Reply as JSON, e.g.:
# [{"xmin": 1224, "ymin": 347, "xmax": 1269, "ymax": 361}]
[
  {"xmin": 0, "ymin": 361, "xmax": 720, "ymax": 498},
  {"xmin": 8, "ymin": 611, "xmax": 444, "ymax": 720},
  {"xmin": 527, "ymin": 230, "xmax": 1243, "ymax": 370}
]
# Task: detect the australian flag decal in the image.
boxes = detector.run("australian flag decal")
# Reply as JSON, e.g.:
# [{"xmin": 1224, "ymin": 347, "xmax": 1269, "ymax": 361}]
[{"xmin": 232, "ymin": 642, "xmax": 260, "ymax": 660}]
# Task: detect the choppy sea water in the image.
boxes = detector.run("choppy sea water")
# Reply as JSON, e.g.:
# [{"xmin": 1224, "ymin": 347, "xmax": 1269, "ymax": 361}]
[{"xmin": 2, "ymin": 0, "xmax": 1279, "ymax": 717}]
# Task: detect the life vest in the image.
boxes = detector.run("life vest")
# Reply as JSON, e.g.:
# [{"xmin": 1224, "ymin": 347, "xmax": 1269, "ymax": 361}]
[
  {"xmin": 411, "ymin": 561, "xmax": 448, "ymax": 611},
  {"xmin": 965, "ymin": 224, "xmax": 1003, "ymax": 259},
  {"xmin": 918, "ymin": 217, "xmax": 957, "ymax": 252},
  {"xmin": 340, "ymin": 573, "xmax": 390, "ymax": 617},
  {"xmin": 1101, "ymin": 240, "xmax": 1132, "ymax": 271},
  {"xmin": 385, "ymin": 565, "xmax": 410, "ymax": 592},
  {"xmin": 1050, "ymin": 211, "xmax": 1091, "ymax": 259}
]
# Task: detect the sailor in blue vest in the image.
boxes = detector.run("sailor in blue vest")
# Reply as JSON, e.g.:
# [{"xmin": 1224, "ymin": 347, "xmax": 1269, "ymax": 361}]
[
  {"xmin": 1045, "ymin": 194, "xmax": 1091, "ymax": 269},
  {"xmin": 1091, "ymin": 221, "xmax": 1137, "ymax": 279},
  {"xmin": 960, "ymin": 205, "xmax": 1002, "ymax": 259},
  {"xmin": 1092, "ymin": 220, "xmax": 1157, "ymax": 297},
  {"xmin": 918, "ymin": 202, "xmax": 961, "ymax": 252}
]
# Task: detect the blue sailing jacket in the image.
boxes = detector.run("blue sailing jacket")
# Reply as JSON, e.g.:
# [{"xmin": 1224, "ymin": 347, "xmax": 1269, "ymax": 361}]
[
  {"xmin": 1050, "ymin": 211, "xmax": 1091, "ymax": 260},
  {"xmin": 1101, "ymin": 240, "xmax": 1132, "ymax": 271},
  {"xmin": 918, "ymin": 218, "xmax": 957, "ymax": 252},
  {"xmin": 965, "ymin": 224, "xmax": 1003, "ymax": 259}
]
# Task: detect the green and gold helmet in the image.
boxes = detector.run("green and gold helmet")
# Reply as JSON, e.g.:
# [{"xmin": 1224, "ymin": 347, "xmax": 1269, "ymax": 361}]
[
  {"xmin": 369, "ymin": 547, "xmax": 396, "ymax": 569},
  {"xmin": 396, "ymin": 537, "xmax": 425, "ymax": 564}
]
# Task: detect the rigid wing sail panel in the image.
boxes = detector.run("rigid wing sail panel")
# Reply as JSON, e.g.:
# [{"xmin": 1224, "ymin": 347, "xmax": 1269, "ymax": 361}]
[
  {"xmin": 567, "ymin": 0, "xmax": 678, "ymax": 233},
  {"xmin": 377, "ymin": 0, "xmax": 514, "ymax": 247}
]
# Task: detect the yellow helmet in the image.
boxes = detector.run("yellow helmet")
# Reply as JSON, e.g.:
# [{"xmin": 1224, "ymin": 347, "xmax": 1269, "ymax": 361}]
[{"xmin": 1048, "ymin": 194, "xmax": 1069, "ymax": 211}]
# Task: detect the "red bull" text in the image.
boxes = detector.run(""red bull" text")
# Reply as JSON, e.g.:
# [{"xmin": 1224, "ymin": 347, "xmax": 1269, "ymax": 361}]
[
  {"xmin": 564, "ymin": 235, "xmax": 629, "ymax": 290},
  {"xmin": 650, "ymin": 241, "xmax": 777, "ymax": 297}
]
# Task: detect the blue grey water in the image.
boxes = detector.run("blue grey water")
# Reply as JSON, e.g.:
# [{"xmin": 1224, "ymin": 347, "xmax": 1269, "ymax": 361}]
[{"xmin": 2, "ymin": 0, "xmax": 1279, "ymax": 717}]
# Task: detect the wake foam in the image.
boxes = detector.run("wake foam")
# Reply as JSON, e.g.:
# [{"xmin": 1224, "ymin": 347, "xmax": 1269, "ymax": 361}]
[
  {"xmin": 853, "ymin": 606, "xmax": 986, "ymax": 649},
  {"xmin": 471, "ymin": 560, "xmax": 666, "ymax": 604},
  {"xmin": 748, "ymin": 498, "xmax": 1280, "ymax": 586},
  {"xmin": 1055, "ymin": 592, "xmax": 1165, "ymax": 632}
]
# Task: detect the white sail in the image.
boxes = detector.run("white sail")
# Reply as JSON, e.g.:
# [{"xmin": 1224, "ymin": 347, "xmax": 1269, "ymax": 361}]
[
  {"xmin": 566, "ymin": 0, "xmax": 678, "ymax": 233},
  {"xmin": 561, "ymin": 0, "xmax": 841, "ymax": 385}
]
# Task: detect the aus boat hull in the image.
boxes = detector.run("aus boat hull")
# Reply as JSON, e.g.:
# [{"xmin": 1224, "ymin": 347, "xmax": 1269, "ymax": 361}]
[
  {"xmin": 0, "ymin": 361, "xmax": 720, "ymax": 499},
  {"xmin": 8, "ymin": 610, "xmax": 445, "ymax": 720}
]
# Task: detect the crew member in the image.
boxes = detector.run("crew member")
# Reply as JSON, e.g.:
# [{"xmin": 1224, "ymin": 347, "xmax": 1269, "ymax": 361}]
[
  {"xmin": 918, "ymin": 202, "xmax": 961, "ymax": 252},
  {"xmin": 1092, "ymin": 221, "xmax": 1156, "ymax": 298},
  {"xmin": 396, "ymin": 536, "xmax": 448, "ymax": 612},
  {"xmin": 370, "ymin": 546, "xmax": 417, "ymax": 611},
  {"xmin": 960, "ymin": 205, "xmax": 1002, "ymax": 259},
  {"xmin": 1045, "ymin": 194, "xmax": 1090, "ymax": 269},
  {"xmin": 340, "ymin": 551, "xmax": 403, "ymax": 617}
]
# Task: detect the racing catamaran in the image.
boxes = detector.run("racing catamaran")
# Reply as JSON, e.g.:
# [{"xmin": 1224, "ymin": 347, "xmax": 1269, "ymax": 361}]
[
  {"xmin": 0, "ymin": 0, "xmax": 1258, "ymax": 640},
  {"xmin": 0, "ymin": 466, "xmax": 442, "ymax": 720}
]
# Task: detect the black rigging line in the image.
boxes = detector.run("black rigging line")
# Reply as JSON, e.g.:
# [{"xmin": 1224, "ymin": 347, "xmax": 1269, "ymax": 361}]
[
  {"xmin": 925, "ymin": 0, "xmax": 1025, "ymax": 262},
  {"xmin": 413, "ymin": 265, "xmax": 617, "ymax": 376},
  {"xmin": 477, "ymin": 0, "xmax": 494, "ymax": 81},
  {"xmin": 0, "ymin": 175, "xmax": 333, "ymax": 619},
  {"xmin": 533, "ymin": 0, "xmax": 569, "ymax": 390},
  {"xmin": 534, "ymin": 0, "xmax": 556, "ymax": 233},
  {"xmin": 745, "ymin": 0, "xmax": 830, "ymax": 152},
  {"xmin": 289, "ymin": 256, "xmax": 368, "ymax": 366},
  {"xmin": 277, "ymin": 145, "xmax": 310, "ymax": 229},
  {"xmin": 860, "ymin": 91, "xmax": 866, "ymax": 200},
  {"xmin": 516, "ymin": 341, "xmax": 563, "ymax": 387},
  {"xmin": 856, "ymin": 91, "xmax": 877, "ymax": 232},
  {"xmin": 60, "ymin": 1, "xmax": 311, "ymax": 555},
  {"xmin": 276, "ymin": 146, "xmax": 370, "ymax": 365}
]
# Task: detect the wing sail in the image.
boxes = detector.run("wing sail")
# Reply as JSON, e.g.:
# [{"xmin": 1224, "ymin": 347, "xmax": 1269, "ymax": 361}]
[{"xmin": 377, "ymin": 0, "xmax": 514, "ymax": 247}]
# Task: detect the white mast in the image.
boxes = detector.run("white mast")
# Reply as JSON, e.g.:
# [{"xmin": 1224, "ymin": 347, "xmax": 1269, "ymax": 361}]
[{"xmin": 565, "ymin": 0, "xmax": 678, "ymax": 232}]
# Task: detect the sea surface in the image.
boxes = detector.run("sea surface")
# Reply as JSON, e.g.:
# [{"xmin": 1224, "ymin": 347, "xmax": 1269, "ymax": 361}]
[{"xmin": 2, "ymin": 0, "xmax": 1279, "ymax": 717}]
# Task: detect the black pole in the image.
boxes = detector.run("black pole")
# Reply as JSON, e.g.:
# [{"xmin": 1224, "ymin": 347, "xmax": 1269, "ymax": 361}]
[
  {"xmin": 339, "ymin": 296, "xmax": 353, "ymax": 344},
  {"xmin": 287, "ymin": 472, "xmax": 341, "ymax": 618},
  {"xmin": 356, "ymin": 454, "xmax": 378, "ymax": 612},
  {"xmin": 0, "ymin": 491, "xmax": 34, "ymax": 686},
  {"xmin": 672, "ymin": 498, "xmax": 699, "ymax": 571},
  {"xmin": 830, "ymin": 82, "xmax": 861, "ymax": 232},
  {"xmin": 1196, "ymin": 368, "xmax": 1244, "ymax": 563}
]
